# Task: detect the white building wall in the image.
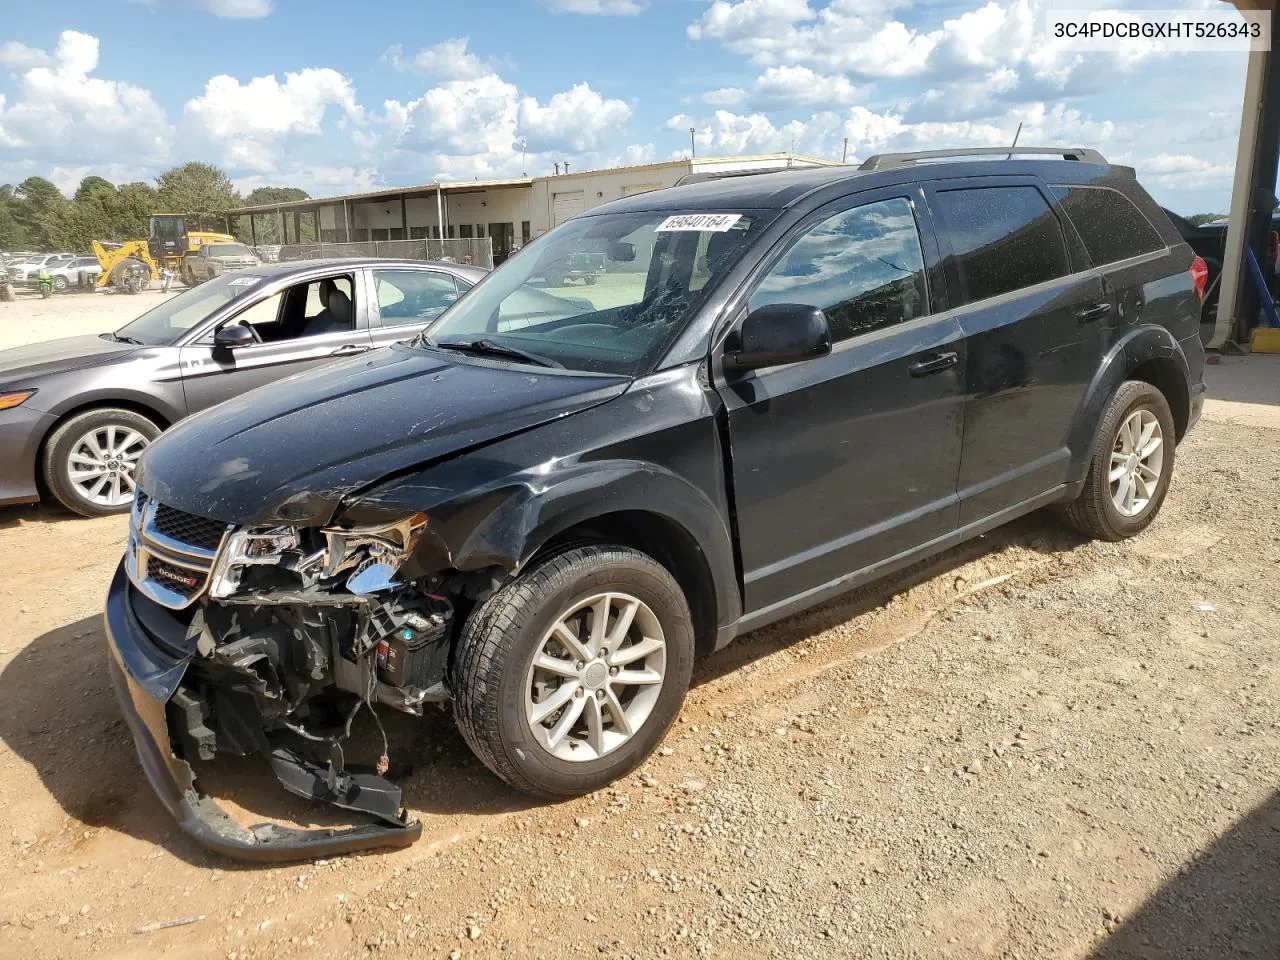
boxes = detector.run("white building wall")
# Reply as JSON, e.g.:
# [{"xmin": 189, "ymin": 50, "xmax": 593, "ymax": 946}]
[{"xmin": 528, "ymin": 160, "xmax": 695, "ymax": 237}]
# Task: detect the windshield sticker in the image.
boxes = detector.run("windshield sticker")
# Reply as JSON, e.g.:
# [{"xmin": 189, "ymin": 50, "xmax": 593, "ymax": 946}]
[
  {"xmin": 227, "ymin": 276, "xmax": 261, "ymax": 291},
  {"xmin": 655, "ymin": 213, "xmax": 742, "ymax": 233}
]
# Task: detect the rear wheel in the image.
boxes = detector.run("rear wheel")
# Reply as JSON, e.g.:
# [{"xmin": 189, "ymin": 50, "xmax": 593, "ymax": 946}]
[
  {"xmin": 43, "ymin": 408, "xmax": 159, "ymax": 517},
  {"xmin": 1062, "ymin": 380, "xmax": 1175, "ymax": 541},
  {"xmin": 453, "ymin": 544, "xmax": 694, "ymax": 798}
]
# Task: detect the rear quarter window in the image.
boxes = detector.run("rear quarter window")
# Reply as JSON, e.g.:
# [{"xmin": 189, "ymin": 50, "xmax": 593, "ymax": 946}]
[
  {"xmin": 931, "ymin": 185, "xmax": 1071, "ymax": 305},
  {"xmin": 1051, "ymin": 185, "xmax": 1165, "ymax": 266}
]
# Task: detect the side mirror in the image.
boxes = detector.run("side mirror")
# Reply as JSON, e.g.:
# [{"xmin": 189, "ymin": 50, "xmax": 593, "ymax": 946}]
[
  {"xmin": 607, "ymin": 241, "xmax": 636, "ymax": 263},
  {"xmin": 214, "ymin": 324, "xmax": 255, "ymax": 349},
  {"xmin": 723, "ymin": 303, "xmax": 831, "ymax": 370}
]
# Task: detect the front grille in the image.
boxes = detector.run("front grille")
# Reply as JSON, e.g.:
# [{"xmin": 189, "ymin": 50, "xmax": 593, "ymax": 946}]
[
  {"xmin": 124, "ymin": 495, "xmax": 230, "ymax": 610},
  {"xmin": 153, "ymin": 503, "xmax": 229, "ymax": 552},
  {"xmin": 145, "ymin": 557, "xmax": 204, "ymax": 597}
]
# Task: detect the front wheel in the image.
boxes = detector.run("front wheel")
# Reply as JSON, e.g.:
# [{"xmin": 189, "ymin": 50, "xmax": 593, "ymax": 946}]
[
  {"xmin": 453, "ymin": 544, "xmax": 695, "ymax": 798},
  {"xmin": 1062, "ymin": 380, "xmax": 1176, "ymax": 541},
  {"xmin": 52, "ymin": 276, "xmax": 68, "ymax": 292},
  {"xmin": 43, "ymin": 407, "xmax": 160, "ymax": 516}
]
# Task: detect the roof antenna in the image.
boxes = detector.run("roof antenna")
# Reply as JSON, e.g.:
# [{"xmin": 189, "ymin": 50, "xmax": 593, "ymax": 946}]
[{"xmin": 1006, "ymin": 121, "xmax": 1023, "ymax": 160}]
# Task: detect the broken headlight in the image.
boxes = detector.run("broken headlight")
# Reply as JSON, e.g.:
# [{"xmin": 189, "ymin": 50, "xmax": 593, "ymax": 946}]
[{"xmin": 208, "ymin": 513, "xmax": 428, "ymax": 599}]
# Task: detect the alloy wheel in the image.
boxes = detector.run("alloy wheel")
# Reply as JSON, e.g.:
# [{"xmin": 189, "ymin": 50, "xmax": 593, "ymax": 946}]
[
  {"xmin": 67, "ymin": 424, "xmax": 149, "ymax": 507},
  {"xmin": 524, "ymin": 591, "xmax": 667, "ymax": 762},
  {"xmin": 1109, "ymin": 409, "xmax": 1164, "ymax": 517}
]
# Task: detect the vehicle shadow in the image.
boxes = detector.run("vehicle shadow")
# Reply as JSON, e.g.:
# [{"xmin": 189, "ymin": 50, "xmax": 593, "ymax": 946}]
[
  {"xmin": 1087, "ymin": 789, "xmax": 1280, "ymax": 960},
  {"xmin": 0, "ymin": 501, "xmax": 80, "ymax": 531},
  {"xmin": 0, "ymin": 509, "xmax": 1082, "ymax": 868}
]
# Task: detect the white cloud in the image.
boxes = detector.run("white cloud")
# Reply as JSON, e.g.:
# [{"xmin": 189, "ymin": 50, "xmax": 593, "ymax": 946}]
[
  {"xmin": 382, "ymin": 38, "xmax": 492, "ymax": 81},
  {"xmin": 519, "ymin": 82, "xmax": 632, "ymax": 150},
  {"xmin": 193, "ymin": 0, "xmax": 273, "ymax": 17},
  {"xmin": 706, "ymin": 65, "xmax": 867, "ymax": 110},
  {"xmin": 185, "ymin": 68, "xmax": 363, "ymax": 171},
  {"xmin": 0, "ymin": 31, "xmax": 171, "ymax": 164},
  {"xmin": 0, "ymin": 41, "xmax": 51, "ymax": 70},
  {"xmin": 545, "ymin": 0, "xmax": 649, "ymax": 14}
]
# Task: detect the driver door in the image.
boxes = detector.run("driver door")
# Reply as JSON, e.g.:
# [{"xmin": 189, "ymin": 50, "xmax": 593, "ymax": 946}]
[{"xmin": 179, "ymin": 273, "xmax": 372, "ymax": 413}]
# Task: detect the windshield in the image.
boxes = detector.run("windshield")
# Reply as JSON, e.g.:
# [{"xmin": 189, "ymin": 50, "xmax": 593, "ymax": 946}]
[
  {"xmin": 116, "ymin": 273, "xmax": 263, "ymax": 344},
  {"xmin": 420, "ymin": 210, "xmax": 766, "ymax": 375},
  {"xmin": 206, "ymin": 243, "xmax": 255, "ymax": 258}
]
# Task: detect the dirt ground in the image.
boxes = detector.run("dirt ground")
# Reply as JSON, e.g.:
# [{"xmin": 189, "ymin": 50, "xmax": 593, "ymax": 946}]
[
  {"xmin": 0, "ymin": 287, "xmax": 177, "ymax": 351},
  {"xmin": 1, "ymin": 292, "xmax": 1278, "ymax": 959}
]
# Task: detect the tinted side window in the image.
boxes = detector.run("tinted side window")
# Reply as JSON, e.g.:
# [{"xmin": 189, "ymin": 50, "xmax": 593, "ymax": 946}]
[
  {"xmin": 749, "ymin": 197, "xmax": 929, "ymax": 342},
  {"xmin": 1051, "ymin": 185, "xmax": 1164, "ymax": 266},
  {"xmin": 932, "ymin": 186, "xmax": 1070, "ymax": 304}
]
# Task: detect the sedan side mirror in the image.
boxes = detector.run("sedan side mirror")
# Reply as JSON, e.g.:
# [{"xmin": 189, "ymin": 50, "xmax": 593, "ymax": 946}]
[
  {"xmin": 214, "ymin": 324, "xmax": 255, "ymax": 349},
  {"xmin": 723, "ymin": 303, "xmax": 831, "ymax": 370}
]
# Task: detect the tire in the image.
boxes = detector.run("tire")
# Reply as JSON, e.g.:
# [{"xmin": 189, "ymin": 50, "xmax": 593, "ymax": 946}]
[
  {"xmin": 1061, "ymin": 380, "xmax": 1176, "ymax": 541},
  {"xmin": 42, "ymin": 407, "xmax": 160, "ymax": 517},
  {"xmin": 453, "ymin": 544, "xmax": 695, "ymax": 799},
  {"xmin": 52, "ymin": 275, "xmax": 68, "ymax": 292}
]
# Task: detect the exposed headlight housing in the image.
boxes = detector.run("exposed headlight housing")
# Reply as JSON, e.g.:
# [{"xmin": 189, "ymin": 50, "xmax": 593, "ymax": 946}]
[{"xmin": 207, "ymin": 514, "xmax": 428, "ymax": 600}]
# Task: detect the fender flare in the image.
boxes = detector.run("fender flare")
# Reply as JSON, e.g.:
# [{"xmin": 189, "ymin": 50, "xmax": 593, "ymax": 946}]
[
  {"xmin": 398, "ymin": 458, "xmax": 742, "ymax": 633},
  {"xmin": 1067, "ymin": 325, "xmax": 1191, "ymax": 479}
]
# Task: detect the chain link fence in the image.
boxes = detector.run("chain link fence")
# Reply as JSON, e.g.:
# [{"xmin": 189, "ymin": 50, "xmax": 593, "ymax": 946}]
[{"xmin": 276, "ymin": 238, "xmax": 494, "ymax": 269}]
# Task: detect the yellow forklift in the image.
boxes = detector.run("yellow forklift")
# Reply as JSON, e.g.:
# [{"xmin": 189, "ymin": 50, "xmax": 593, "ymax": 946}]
[{"xmin": 93, "ymin": 214, "xmax": 236, "ymax": 290}]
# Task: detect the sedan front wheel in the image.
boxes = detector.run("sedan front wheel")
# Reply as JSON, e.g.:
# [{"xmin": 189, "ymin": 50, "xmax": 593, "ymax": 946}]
[{"xmin": 43, "ymin": 407, "xmax": 159, "ymax": 517}]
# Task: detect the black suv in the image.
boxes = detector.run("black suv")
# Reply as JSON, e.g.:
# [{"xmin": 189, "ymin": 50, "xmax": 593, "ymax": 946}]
[{"xmin": 104, "ymin": 147, "xmax": 1206, "ymax": 861}]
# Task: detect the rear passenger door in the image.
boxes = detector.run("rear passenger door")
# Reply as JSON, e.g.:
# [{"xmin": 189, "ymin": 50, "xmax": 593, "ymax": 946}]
[
  {"xmin": 925, "ymin": 178, "xmax": 1111, "ymax": 524},
  {"xmin": 367, "ymin": 267, "xmax": 463, "ymax": 346},
  {"xmin": 721, "ymin": 188, "xmax": 967, "ymax": 615}
]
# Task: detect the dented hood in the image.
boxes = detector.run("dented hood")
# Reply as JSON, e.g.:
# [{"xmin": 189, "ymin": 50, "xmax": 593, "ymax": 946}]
[{"xmin": 138, "ymin": 344, "xmax": 628, "ymax": 525}]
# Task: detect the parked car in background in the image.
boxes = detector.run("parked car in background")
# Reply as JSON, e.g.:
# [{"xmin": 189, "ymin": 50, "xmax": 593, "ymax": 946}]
[
  {"xmin": 103, "ymin": 146, "xmax": 1206, "ymax": 860},
  {"xmin": 186, "ymin": 242, "xmax": 261, "ymax": 283},
  {"xmin": 1163, "ymin": 208, "xmax": 1280, "ymax": 341},
  {"xmin": 0, "ymin": 258, "xmax": 484, "ymax": 516},
  {"xmin": 8, "ymin": 253, "xmax": 76, "ymax": 287},
  {"xmin": 43, "ymin": 256, "xmax": 103, "ymax": 291}
]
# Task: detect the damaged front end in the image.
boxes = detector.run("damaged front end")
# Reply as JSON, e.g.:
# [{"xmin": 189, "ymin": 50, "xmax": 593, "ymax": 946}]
[{"xmin": 105, "ymin": 493, "xmax": 460, "ymax": 861}]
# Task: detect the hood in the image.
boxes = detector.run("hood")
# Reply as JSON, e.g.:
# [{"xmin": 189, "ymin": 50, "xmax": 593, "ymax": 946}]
[
  {"xmin": 0, "ymin": 334, "xmax": 136, "ymax": 386},
  {"xmin": 138, "ymin": 344, "xmax": 629, "ymax": 526}
]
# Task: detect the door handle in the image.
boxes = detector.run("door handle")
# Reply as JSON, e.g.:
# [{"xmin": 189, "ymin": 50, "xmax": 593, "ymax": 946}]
[
  {"xmin": 1076, "ymin": 302, "xmax": 1112, "ymax": 323},
  {"xmin": 908, "ymin": 351, "xmax": 958, "ymax": 378},
  {"xmin": 330, "ymin": 344, "xmax": 372, "ymax": 357}
]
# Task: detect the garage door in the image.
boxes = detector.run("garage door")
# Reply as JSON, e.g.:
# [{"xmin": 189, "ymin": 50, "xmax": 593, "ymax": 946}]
[
  {"xmin": 552, "ymin": 191, "xmax": 585, "ymax": 226},
  {"xmin": 622, "ymin": 182, "xmax": 663, "ymax": 197}
]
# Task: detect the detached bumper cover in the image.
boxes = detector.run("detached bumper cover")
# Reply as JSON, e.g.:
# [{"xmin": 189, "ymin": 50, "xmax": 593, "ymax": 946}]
[{"xmin": 104, "ymin": 562, "xmax": 422, "ymax": 862}]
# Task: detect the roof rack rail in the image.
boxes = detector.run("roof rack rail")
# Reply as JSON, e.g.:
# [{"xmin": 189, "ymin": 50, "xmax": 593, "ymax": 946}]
[{"xmin": 857, "ymin": 147, "xmax": 1107, "ymax": 172}]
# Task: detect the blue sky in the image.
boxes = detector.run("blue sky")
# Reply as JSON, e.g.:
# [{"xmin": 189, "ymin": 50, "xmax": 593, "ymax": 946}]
[{"xmin": 0, "ymin": 0, "xmax": 1251, "ymax": 214}]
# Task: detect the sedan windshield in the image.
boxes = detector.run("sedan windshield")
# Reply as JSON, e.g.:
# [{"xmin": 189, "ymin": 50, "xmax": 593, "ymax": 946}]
[
  {"xmin": 115, "ymin": 273, "xmax": 263, "ymax": 345},
  {"xmin": 420, "ymin": 210, "xmax": 766, "ymax": 375}
]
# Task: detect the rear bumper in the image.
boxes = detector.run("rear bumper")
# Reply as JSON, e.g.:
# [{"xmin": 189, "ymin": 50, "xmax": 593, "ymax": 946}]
[
  {"xmin": 104, "ymin": 562, "xmax": 423, "ymax": 862},
  {"xmin": 0, "ymin": 405, "xmax": 53, "ymax": 505}
]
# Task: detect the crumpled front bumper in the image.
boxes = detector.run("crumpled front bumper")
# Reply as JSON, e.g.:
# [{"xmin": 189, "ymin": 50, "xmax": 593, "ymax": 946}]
[{"xmin": 104, "ymin": 562, "xmax": 423, "ymax": 862}]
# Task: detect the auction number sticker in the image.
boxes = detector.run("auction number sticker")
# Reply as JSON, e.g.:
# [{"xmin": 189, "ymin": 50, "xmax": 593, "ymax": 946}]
[{"xmin": 655, "ymin": 213, "xmax": 742, "ymax": 233}]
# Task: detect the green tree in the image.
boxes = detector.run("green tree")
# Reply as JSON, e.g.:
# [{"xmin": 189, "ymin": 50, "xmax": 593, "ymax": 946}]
[
  {"xmin": 73, "ymin": 175, "xmax": 117, "ymax": 204},
  {"xmin": 244, "ymin": 186, "xmax": 309, "ymax": 205},
  {"xmin": 0, "ymin": 185, "xmax": 36, "ymax": 250},
  {"xmin": 12, "ymin": 176, "xmax": 66, "ymax": 249},
  {"xmin": 1188, "ymin": 213, "xmax": 1229, "ymax": 226},
  {"xmin": 155, "ymin": 162, "xmax": 240, "ymax": 216}
]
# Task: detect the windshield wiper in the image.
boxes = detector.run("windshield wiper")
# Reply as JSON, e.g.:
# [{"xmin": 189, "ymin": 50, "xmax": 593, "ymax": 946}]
[
  {"xmin": 110, "ymin": 333, "xmax": 145, "ymax": 345},
  {"xmin": 430, "ymin": 337, "xmax": 563, "ymax": 369}
]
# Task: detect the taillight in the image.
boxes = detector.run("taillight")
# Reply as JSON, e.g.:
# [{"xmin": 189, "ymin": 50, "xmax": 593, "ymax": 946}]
[{"xmin": 1189, "ymin": 255, "xmax": 1208, "ymax": 302}]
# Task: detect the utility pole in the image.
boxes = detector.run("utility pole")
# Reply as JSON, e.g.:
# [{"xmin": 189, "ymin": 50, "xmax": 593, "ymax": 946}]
[
  {"xmin": 690, "ymin": 127, "xmax": 696, "ymax": 159},
  {"xmin": 842, "ymin": 137, "xmax": 849, "ymax": 164},
  {"xmin": 519, "ymin": 138, "xmax": 527, "ymax": 176}
]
